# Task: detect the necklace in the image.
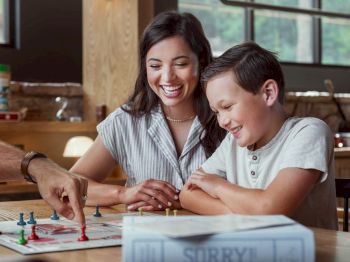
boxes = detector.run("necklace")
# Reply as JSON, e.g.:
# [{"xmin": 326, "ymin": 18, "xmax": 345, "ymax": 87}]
[{"xmin": 165, "ymin": 114, "xmax": 195, "ymax": 123}]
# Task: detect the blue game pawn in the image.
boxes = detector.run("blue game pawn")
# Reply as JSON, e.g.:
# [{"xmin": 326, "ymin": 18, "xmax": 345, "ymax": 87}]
[
  {"xmin": 50, "ymin": 210, "xmax": 59, "ymax": 220},
  {"xmin": 27, "ymin": 211, "xmax": 37, "ymax": 225},
  {"xmin": 17, "ymin": 212, "xmax": 26, "ymax": 226},
  {"xmin": 93, "ymin": 205, "xmax": 102, "ymax": 217}
]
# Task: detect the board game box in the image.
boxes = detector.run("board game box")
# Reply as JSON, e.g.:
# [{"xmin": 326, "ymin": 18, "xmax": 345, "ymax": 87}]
[{"xmin": 0, "ymin": 212, "xmax": 156, "ymax": 255}]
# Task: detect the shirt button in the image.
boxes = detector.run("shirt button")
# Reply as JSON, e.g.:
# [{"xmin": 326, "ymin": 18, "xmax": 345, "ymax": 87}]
[
  {"xmin": 252, "ymin": 155, "xmax": 257, "ymax": 160},
  {"xmin": 251, "ymin": 171, "xmax": 256, "ymax": 176}
]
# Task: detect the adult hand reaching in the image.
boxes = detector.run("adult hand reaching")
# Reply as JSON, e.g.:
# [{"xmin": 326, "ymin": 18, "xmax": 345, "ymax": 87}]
[
  {"xmin": 30, "ymin": 158, "xmax": 88, "ymax": 227},
  {"xmin": 0, "ymin": 141, "xmax": 87, "ymax": 227}
]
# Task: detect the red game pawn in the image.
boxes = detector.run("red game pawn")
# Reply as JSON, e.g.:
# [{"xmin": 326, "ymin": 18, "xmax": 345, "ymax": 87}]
[
  {"xmin": 28, "ymin": 225, "xmax": 39, "ymax": 240},
  {"xmin": 78, "ymin": 226, "xmax": 89, "ymax": 241}
]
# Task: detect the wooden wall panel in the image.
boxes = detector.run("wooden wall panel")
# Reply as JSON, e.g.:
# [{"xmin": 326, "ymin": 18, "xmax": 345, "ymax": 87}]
[{"xmin": 83, "ymin": 0, "xmax": 154, "ymax": 121}]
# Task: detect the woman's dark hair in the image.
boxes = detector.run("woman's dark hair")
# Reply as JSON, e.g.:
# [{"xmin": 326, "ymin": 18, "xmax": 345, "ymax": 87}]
[
  {"xmin": 201, "ymin": 42, "xmax": 285, "ymax": 104},
  {"xmin": 122, "ymin": 11, "xmax": 225, "ymax": 156}
]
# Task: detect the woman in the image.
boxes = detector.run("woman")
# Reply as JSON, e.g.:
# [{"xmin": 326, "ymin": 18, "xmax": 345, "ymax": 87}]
[{"xmin": 71, "ymin": 11, "xmax": 225, "ymax": 211}]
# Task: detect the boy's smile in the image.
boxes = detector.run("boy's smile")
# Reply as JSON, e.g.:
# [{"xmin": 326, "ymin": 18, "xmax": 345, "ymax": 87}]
[{"xmin": 229, "ymin": 125, "xmax": 242, "ymax": 138}]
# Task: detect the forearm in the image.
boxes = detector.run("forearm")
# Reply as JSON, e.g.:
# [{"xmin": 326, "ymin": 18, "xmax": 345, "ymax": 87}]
[
  {"xmin": 85, "ymin": 179, "xmax": 124, "ymax": 207},
  {"xmin": 0, "ymin": 141, "xmax": 26, "ymax": 181},
  {"xmin": 180, "ymin": 187, "xmax": 231, "ymax": 215},
  {"xmin": 69, "ymin": 136, "xmax": 117, "ymax": 183},
  {"xmin": 216, "ymin": 183, "xmax": 272, "ymax": 215},
  {"xmin": 217, "ymin": 168, "xmax": 321, "ymax": 216}
]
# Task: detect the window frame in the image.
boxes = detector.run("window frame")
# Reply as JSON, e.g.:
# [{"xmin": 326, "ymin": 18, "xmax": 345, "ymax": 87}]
[{"xmin": 219, "ymin": 0, "xmax": 350, "ymax": 68}]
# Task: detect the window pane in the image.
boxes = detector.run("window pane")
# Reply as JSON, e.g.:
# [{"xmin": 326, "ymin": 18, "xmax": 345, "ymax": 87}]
[
  {"xmin": 0, "ymin": 0, "xmax": 10, "ymax": 45},
  {"xmin": 322, "ymin": 17, "xmax": 350, "ymax": 66},
  {"xmin": 322, "ymin": 0, "xmax": 350, "ymax": 13},
  {"xmin": 256, "ymin": 0, "xmax": 312, "ymax": 8},
  {"xmin": 179, "ymin": 0, "xmax": 244, "ymax": 56},
  {"xmin": 0, "ymin": 0, "xmax": 5, "ymax": 44},
  {"xmin": 255, "ymin": 10, "xmax": 313, "ymax": 63}
]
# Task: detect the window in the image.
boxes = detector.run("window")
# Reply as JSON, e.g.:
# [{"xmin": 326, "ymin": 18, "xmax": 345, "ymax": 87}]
[
  {"xmin": 0, "ymin": 0, "xmax": 15, "ymax": 47},
  {"xmin": 254, "ymin": 10, "xmax": 313, "ymax": 63},
  {"xmin": 0, "ymin": 0, "xmax": 9, "ymax": 44},
  {"xmin": 322, "ymin": 16, "xmax": 350, "ymax": 66},
  {"xmin": 179, "ymin": 0, "xmax": 350, "ymax": 66},
  {"xmin": 255, "ymin": 0, "xmax": 312, "ymax": 9},
  {"xmin": 179, "ymin": 0, "xmax": 244, "ymax": 57}
]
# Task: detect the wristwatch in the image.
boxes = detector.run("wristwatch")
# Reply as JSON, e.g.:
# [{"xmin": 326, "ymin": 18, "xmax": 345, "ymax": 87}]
[{"xmin": 21, "ymin": 151, "xmax": 47, "ymax": 183}]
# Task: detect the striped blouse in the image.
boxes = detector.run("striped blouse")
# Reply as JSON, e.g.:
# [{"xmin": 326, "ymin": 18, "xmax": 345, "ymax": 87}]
[{"xmin": 97, "ymin": 104, "xmax": 207, "ymax": 189}]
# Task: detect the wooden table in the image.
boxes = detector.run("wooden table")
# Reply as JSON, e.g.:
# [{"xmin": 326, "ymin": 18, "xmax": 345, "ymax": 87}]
[{"xmin": 0, "ymin": 200, "xmax": 350, "ymax": 262}]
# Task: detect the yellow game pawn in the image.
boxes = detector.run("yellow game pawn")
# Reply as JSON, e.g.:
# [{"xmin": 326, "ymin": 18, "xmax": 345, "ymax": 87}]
[
  {"xmin": 173, "ymin": 209, "xmax": 178, "ymax": 217},
  {"xmin": 138, "ymin": 207, "xmax": 143, "ymax": 216},
  {"xmin": 165, "ymin": 208, "xmax": 170, "ymax": 216}
]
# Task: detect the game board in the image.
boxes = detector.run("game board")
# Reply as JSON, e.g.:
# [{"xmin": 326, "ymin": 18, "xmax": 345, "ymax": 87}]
[{"xmin": 0, "ymin": 212, "xmax": 156, "ymax": 255}]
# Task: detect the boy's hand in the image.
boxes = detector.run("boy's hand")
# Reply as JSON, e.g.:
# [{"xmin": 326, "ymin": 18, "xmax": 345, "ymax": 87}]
[{"xmin": 187, "ymin": 170, "xmax": 227, "ymax": 199}]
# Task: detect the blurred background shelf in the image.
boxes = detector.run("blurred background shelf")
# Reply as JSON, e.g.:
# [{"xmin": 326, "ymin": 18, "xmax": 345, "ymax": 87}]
[
  {"xmin": 0, "ymin": 121, "xmax": 97, "ymax": 133},
  {"xmin": 0, "ymin": 121, "xmax": 126, "ymax": 202},
  {"xmin": 0, "ymin": 121, "xmax": 97, "ymax": 170}
]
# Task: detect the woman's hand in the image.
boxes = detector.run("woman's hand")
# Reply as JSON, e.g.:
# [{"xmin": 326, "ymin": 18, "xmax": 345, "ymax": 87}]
[
  {"xmin": 187, "ymin": 169, "xmax": 228, "ymax": 199},
  {"xmin": 119, "ymin": 179, "xmax": 180, "ymax": 211},
  {"xmin": 126, "ymin": 199, "xmax": 181, "ymax": 212}
]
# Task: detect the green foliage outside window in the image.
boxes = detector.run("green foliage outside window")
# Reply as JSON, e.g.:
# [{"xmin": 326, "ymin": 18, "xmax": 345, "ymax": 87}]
[
  {"xmin": 322, "ymin": 0, "xmax": 350, "ymax": 65},
  {"xmin": 179, "ymin": 0, "xmax": 244, "ymax": 56},
  {"xmin": 179, "ymin": 0, "xmax": 350, "ymax": 66}
]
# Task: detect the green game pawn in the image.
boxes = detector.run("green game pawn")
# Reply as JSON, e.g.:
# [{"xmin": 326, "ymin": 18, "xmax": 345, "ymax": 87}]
[{"xmin": 17, "ymin": 229, "xmax": 27, "ymax": 245}]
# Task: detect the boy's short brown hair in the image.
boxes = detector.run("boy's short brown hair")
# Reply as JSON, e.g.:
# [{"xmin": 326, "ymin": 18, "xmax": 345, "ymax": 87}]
[{"xmin": 202, "ymin": 42, "xmax": 285, "ymax": 104}]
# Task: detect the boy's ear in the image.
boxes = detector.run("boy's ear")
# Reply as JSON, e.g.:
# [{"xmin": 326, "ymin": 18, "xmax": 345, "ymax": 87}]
[{"xmin": 261, "ymin": 79, "xmax": 279, "ymax": 106}]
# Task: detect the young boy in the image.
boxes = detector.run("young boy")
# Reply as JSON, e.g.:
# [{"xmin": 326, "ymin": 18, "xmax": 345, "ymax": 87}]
[{"xmin": 179, "ymin": 42, "xmax": 337, "ymax": 230}]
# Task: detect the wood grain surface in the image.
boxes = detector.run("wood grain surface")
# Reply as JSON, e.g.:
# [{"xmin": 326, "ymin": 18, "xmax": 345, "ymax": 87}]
[
  {"xmin": 83, "ymin": 0, "xmax": 154, "ymax": 121},
  {"xmin": 0, "ymin": 199, "xmax": 349, "ymax": 262}
]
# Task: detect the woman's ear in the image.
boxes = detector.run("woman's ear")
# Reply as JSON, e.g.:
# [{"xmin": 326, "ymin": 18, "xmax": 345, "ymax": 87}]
[{"xmin": 261, "ymin": 79, "xmax": 279, "ymax": 106}]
